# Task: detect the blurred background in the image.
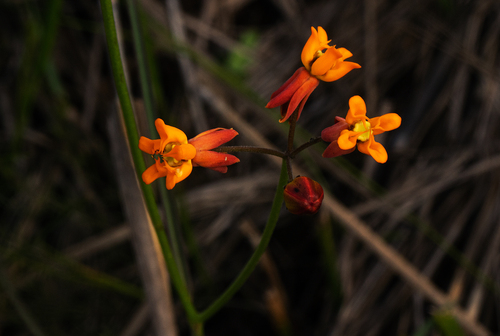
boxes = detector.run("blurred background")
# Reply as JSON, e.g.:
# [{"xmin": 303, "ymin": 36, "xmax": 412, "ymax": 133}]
[{"xmin": 1, "ymin": 0, "xmax": 500, "ymax": 335}]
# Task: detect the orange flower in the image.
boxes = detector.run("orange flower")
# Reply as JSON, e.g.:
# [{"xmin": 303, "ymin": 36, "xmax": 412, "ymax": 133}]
[
  {"xmin": 139, "ymin": 119, "xmax": 196, "ymax": 190},
  {"xmin": 188, "ymin": 128, "xmax": 240, "ymax": 173},
  {"xmin": 301, "ymin": 26, "xmax": 361, "ymax": 82},
  {"xmin": 266, "ymin": 26, "xmax": 360, "ymax": 123},
  {"xmin": 322, "ymin": 96, "xmax": 401, "ymax": 163}
]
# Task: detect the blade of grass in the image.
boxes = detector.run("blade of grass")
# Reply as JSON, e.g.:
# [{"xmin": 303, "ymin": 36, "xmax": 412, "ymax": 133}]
[
  {"xmin": 125, "ymin": 0, "xmax": 189, "ymax": 287},
  {"xmin": 99, "ymin": 0, "xmax": 197, "ymax": 320}
]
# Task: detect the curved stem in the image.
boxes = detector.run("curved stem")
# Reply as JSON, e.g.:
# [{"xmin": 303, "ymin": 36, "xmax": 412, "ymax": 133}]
[
  {"xmin": 214, "ymin": 146, "xmax": 285, "ymax": 158},
  {"xmin": 194, "ymin": 160, "xmax": 288, "ymax": 322},
  {"xmin": 290, "ymin": 136, "xmax": 322, "ymax": 158}
]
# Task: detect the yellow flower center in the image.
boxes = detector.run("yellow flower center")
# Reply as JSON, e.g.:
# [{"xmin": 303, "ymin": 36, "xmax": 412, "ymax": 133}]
[{"xmin": 352, "ymin": 120, "xmax": 372, "ymax": 142}]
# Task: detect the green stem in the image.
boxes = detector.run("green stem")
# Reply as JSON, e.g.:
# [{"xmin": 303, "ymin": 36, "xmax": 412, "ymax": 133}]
[
  {"xmin": 124, "ymin": 0, "xmax": 155, "ymax": 134},
  {"xmin": 195, "ymin": 160, "xmax": 288, "ymax": 322},
  {"xmin": 214, "ymin": 146, "xmax": 285, "ymax": 158},
  {"xmin": 100, "ymin": 0, "xmax": 197, "ymax": 320},
  {"xmin": 124, "ymin": 0, "xmax": 189, "ymax": 288}
]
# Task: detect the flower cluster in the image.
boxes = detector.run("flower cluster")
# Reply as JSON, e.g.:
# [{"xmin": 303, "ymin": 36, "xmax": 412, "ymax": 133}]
[
  {"xmin": 265, "ymin": 26, "xmax": 401, "ymax": 214},
  {"xmin": 139, "ymin": 119, "xmax": 239, "ymax": 190},
  {"xmin": 138, "ymin": 26, "xmax": 401, "ymax": 216}
]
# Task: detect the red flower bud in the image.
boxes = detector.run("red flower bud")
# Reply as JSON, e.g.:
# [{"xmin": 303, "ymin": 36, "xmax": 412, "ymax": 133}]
[{"xmin": 283, "ymin": 176, "xmax": 324, "ymax": 215}]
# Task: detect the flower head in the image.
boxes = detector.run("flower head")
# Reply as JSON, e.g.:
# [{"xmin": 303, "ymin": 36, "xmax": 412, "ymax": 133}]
[
  {"xmin": 284, "ymin": 176, "xmax": 324, "ymax": 215},
  {"xmin": 139, "ymin": 119, "xmax": 196, "ymax": 190},
  {"xmin": 301, "ymin": 26, "xmax": 361, "ymax": 82},
  {"xmin": 139, "ymin": 120, "xmax": 240, "ymax": 189},
  {"xmin": 322, "ymin": 96, "xmax": 401, "ymax": 163},
  {"xmin": 266, "ymin": 26, "xmax": 360, "ymax": 123},
  {"xmin": 188, "ymin": 128, "xmax": 240, "ymax": 173}
]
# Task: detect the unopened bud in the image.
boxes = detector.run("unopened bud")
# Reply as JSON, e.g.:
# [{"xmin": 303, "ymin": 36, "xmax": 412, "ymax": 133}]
[{"xmin": 283, "ymin": 176, "xmax": 324, "ymax": 215}]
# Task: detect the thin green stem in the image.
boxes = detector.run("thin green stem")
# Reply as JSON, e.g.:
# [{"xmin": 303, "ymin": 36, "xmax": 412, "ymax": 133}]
[
  {"xmin": 290, "ymin": 137, "xmax": 322, "ymax": 158},
  {"xmin": 285, "ymin": 156, "xmax": 293, "ymax": 182},
  {"xmin": 284, "ymin": 109, "xmax": 299, "ymax": 181},
  {"xmin": 124, "ymin": 0, "xmax": 155, "ymax": 133},
  {"xmin": 286, "ymin": 110, "xmax": 298, "ymax": 154},
  {"xmin": 100, "ymin": 0, "xmax": 197, "ymax": 320},
  {"xmin": 214, "ymin": 146, "xmax": 285, "ymax": 158},
  {"xmin": 195, "ymin": 160, "xmax": 288, "ymax": 322}
]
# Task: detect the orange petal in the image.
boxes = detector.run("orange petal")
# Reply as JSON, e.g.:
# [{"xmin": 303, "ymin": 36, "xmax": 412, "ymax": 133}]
[
  {"xmin": 345, "ymin": 95, "xmax": 367, "ymax": 124},
  {"xmin": 336, "ymin": 47, "xmax": 353, "ymax": 61},
  {"xmin": 154, "ymin": 118, "xmax": 188, "ymax": 144},
  {"xmin": 337, "ymin": 130, "xmax": 358, "ymax": 150},
  {"xmin": 165, "ymin": 161, "xmax": 193, "ymax": 190},
  {"xmin": 155, "ymin": 118, "xmax": 169, "ymax": 141},
  {"xmin": 189, "ymin": 128, "xmax": 238, "ymax": 151},
  {"xmin": 317, "ymin": 61, "xmax": 361, "ymax": 82},
  {"xmin": 142, "ymin": 164, "xmax": 165, "ymax": 184},
  {"xmin": 139, "ymin": 137, "xmax": 160, "ymax": 154},
  {"xmin": 371, "ymin": 113, "xmax": 402, "ymax": 135},
  {"xmin": 310, "ymin": 47, "xmax": 342, "ymax": 77},
  {"xmin": 167, "ymin": 143, "xmax": 196, "ymax": 161},
  {"xmin": 357, "ymin": 136, "xmax": 388, "ymax": 163},
  {"xmin": 317, "ymin": 26, "xmax": 329, "ymax": 47},
  {"xmin": 279, "ymin": 77, "xmax": 319, "ymax": 123},
  {"xmin": 301, "ymin": 27, "xmax": 320, "ymax": 70}
]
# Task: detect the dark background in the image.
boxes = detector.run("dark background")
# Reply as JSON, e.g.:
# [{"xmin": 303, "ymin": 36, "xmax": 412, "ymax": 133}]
[{"xmin": 1, "ymin": 0, "xmax": 500, "ymax": 335}]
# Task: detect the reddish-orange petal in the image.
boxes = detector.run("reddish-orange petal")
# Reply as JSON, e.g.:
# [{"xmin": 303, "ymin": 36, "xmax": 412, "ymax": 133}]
[
  {"xmin": 321, "ymin": 117, "xmax": 349, "ymax": 142},
  {"xmin": 266, "ymin": 68, "xmax": 310, "ymax": 109},
  {"xmin": 345, "ymin": 95, "xmax": 367, "ymax": 124},
  {"xmin": 279, "ymin": 77, "xmax": 319, "ymax": 123},
  {"xmin": 193, "ymin": 151, "xmax": 240, "ymax": 169},
  {"xmin": 310, "ymin": 47, "xmax": 342, "ymax": 77},
  {"xmin": 269, "ymin": 67, "xmax": 302, "ymax": 100},
  {"xmin": 189, "ymin": 128, "xmax": 238, "ymax": 151},
  {"xmin": 322, "ymin": 140, "xmax": 356, "ymax": 158}
]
